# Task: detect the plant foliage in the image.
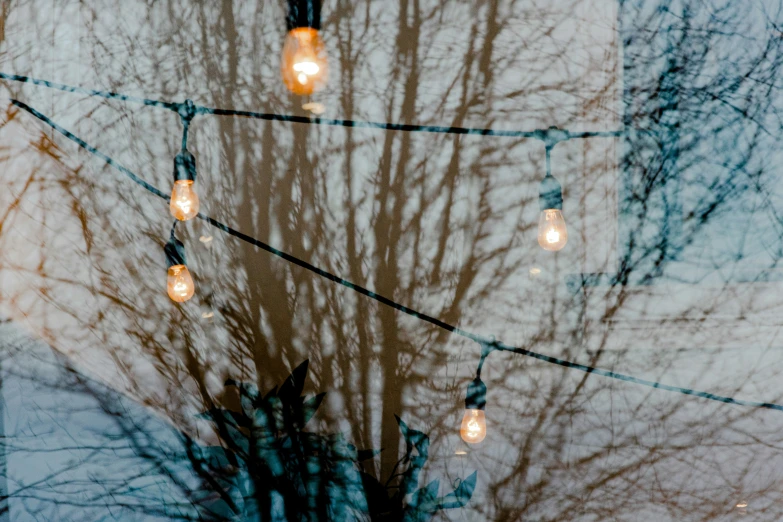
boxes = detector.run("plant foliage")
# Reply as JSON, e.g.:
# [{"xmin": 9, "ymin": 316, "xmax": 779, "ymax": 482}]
[{"xmin": 190, "ymin": 360, "xmax": 476, "ymax": 521}]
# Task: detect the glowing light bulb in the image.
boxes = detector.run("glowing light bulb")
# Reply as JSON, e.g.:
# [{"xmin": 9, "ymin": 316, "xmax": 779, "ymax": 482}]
[
  {"xmin": 537, "ymin": 208, "xmax": 568, "ymax": 251},
  {"xmin": 460, "ymin": 409, "xmax": 487, "ymax": 444},
  {"xmin": 281, "ymin": 27, "xmax": 327, "ymax": 96},
  {"xmin": 170, "ymin": 180, "xmax": 199, "ymax": 221},
  {"xmin": 167, "ymin": 264, "xmax": 195, "ymax": 303}
]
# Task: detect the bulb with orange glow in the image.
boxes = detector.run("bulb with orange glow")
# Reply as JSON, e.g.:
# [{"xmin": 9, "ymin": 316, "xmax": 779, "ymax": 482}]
[
  {"xmin": 281, "ymin": 27, "xmax": 327, "ymax": 96},
  {"xmin": 170, "ymin": 180, "xmax": 199, "ymax": 221},
  {"xmin": 461, "ymin": 377, "xmax": 487, "ymax": 444},
  {"xmin": 165, "ymin": 235, "xmax": 195, "ymax": 303},
  {"xmin": 171, "ymin": 150, "xmax": 199, "ymax": 221},
  {"xmin": 537, "ymin": 208, "xmax": 568, "ymax": 251},
  {"xmin": 460, "ymin": 409, "xmax": 487, "ymax": 444},
  {"xmin": 538, "ymin": 171, "xmax": 567, "ymax": 252},
  {"xmin": 167, "ymin": 264, "xmax": 195, "ymax": 303}
]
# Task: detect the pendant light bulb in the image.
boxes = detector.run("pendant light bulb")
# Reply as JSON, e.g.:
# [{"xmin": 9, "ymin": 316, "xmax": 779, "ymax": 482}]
[
  {"xmin": 537, "ymin": 208, "xmax": 568, "ymax": 251},
  {"xmin": 460, "ymin": 377, "xmax": 487, "ymax": 444},
  {"xmin": 538, "ymin": 170, "xmax": 567, "ymax": 252},
  {"xmin": 165, "ymin": 235, "xmax": 195, "ymax": 303},
  {"xmin": 170, "ymin": 150, "xmax": 199, "ymax": 221},
  {"xmin": 460, "ymin": 409, "xmax": 487, "ymax": 444},
  {"xmin": 282, "ymin": 1, "xmax": 326, "ymax": 96},
  {"xmin": 169, "ymin": 149, "xmax": 199, "ymax": 221},
  {"xmin": 281, "ymin": 27, "xmax": 327, "ymax": 96},
  {"xmin": 170, "ymin": 180, "xmax": 199, "ymax": 221},
  {"xmin": 167, "ymin": 264, "xmax": 195, "ymax": 303}
]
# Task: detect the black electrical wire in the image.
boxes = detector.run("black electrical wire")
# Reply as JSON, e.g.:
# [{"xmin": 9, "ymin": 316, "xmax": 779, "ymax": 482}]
[
  {"xmin": 0, "ymin": 72, "xmax": 180, "ymax": 111},
  {"xmin": 11, "ymin": 97, "xmax": 783, "ymax": 414},
  {"xmin": 0, "ymin": 72, "xmax": 622, "ymax": 141}
]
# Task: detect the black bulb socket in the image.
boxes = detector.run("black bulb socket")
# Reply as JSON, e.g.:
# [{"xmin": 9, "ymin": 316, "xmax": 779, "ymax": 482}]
[
  {"xmin": 539, "ymin": 174, "xmax": 563, "ymax": 211},
  {"xmin": 165, "ymin": 237, "xmax": 187, "ymax": 269},
  {"xmin": 174, "ymin": 150, "xmax": 197, "ymax": 183},
  {"xmin": 286, "ymin": 0, "xmax": 321, "ymax": 31},
  {"xmin": 464, "ymin": 377, "xmax": 487, "ymax": 411}
]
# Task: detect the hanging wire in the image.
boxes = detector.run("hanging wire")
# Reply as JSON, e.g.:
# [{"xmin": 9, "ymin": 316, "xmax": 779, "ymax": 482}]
[
  {"xmin": 10, "ymin": 96, "xmax": 783, "ymax": 414},
  {"xmin": 545, "ymin": 145, "xmax": 552, "ymax": 178},
  {"xmin": 0, "ymin": 72, "xmax": 180, "ymax": 111},
  {"xmin": 181, "ymin": 118, "xmax": 190, "ymax": 151},
  {"xmin": 0, "ymin": 72, "xmax": 622, "ymax": 142},
  {"xmin": 475, "ymin": 339, "xmax": 494, "ymax": 380},
  {"xmin": 178, "ymin": 99, "xmax": 197, "ymax": 151}
]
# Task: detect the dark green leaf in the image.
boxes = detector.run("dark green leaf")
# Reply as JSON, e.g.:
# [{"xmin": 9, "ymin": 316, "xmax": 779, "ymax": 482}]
[
  {"xmin": 225, "ymin": 379, "xmax": 258, "ymax": 399},
  {"xmin": 299, "ymin": 392, "xmax": 326, "ymax": 427},
  {"xmin": 278, "ymin": 360, "xmax": 310, "ymax": 407},
  {"xmin": 360, "ymin": 471, "xmax": 392, "ymax": 516},
  {"xmin": 399, "ymin": 455, "xmax": 426, "ymax": 497},
  {"xmin": 408, "ymin": 479, "xmax": 439, "ymax": 511},
  {"xmin": 194, "ymin": 445, "xmax": 237, "ymax": 471},
  {"xmin": 394, "ymin": 414, "xmax": 408, "ymax": 435},
  {"xmin": 437, "ymin": 471, "xmax": 477, "ymax": 510},
  {"xmin": 395, "ymin": 415, "xmax": 430, "ymax": 460},
  {"xmin": 410, "ymin": 431, "xmax": 429, "ymax": 459},
  {"xmin": 222, "ymin": 424, "xmax": 250, "ymax": 455},
  {"xmin": 225, "ymin": 379, "xmax": 259, "ymax": 414}
]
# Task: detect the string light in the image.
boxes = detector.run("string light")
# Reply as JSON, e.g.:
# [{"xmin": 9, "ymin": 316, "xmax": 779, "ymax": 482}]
[
  {"xmin": 538, "ymin": 143, "xmax": 568, "ymax": 251},
  {"xmin": 8, "ymin": 73, "xmax": 777, "ymax": 427},
  {"xmin": 164, "ymin": 228, "xmax": 195, "ymax": 303},
  {"xmin": 170, "ymin": 100, "xmax": 200, "ymax": 221},
  {"xmin": 170, "ymin": 150, "xmax": 199, "ymax": 221},
  {"xmin": 281, "ymin": 0, "xmax": 327, "ymax": 96},
  {"xmin": 538, "ymin": 210, "xmax": 567, "ymax": 251},
  {"xmin": 460, "ymin": 377, "xmax": 488, "ymax": 444},
  {"xmin": 167, "ymin": 263, "xmax": 195, "ymax": 303}
]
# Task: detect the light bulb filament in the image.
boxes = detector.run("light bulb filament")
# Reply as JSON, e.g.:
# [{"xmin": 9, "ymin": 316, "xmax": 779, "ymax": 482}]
[
  {"xmin": 537, "ymin": 208, "xmax": 568, "ymax": 251},
  {"xmin": 460, "ymin": 409, "xmax": 487, "ymax": 444},
  {"xmin": 170, "ymin": 180, "xmax": 199, "ymax": 221},
  {"xmin": 281, "ymin": 27, "xmax": 327, "ymax": 95},
  {"xmin": 175, "ymin": 197, "xmax": 192, "ymax": 213},
  {"xmin": 466, "ymin": 419, "xmax": 481, "ymax": 439},
  {"xmin": 293, "ymin": 61, "xmax": 320, "ymax": 75},
  {"xmin": 167, "ymin": 264, "xmax": 195, "ymax": 303}
]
